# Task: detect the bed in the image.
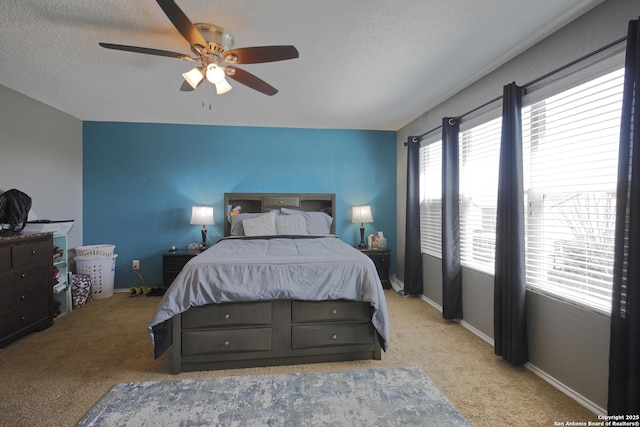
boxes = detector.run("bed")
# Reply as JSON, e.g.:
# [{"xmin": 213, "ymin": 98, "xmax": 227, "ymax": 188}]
[{"xmin": 149, "ymin": 192, "xmax": 389, "ymax": 373}]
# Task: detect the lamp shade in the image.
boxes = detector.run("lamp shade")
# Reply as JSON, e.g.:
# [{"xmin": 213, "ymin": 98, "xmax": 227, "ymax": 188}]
[
  {"xmin": 182, "ymin": 67, "xmax": 204, "ymax": 89},
  {"xmin": 215, "ymin": 78, "xmax": 232, "ymax": 94},
  {"xmin": 190, "ymin": 206, "xmax": 215, "ymax": 225},
  {"xmin": 352, "ymin": 205, "xmax": 373, "ymax": 223},
  {"xmin": 206, "ymin": 63, "xmax": 226, "ymax": 84}
]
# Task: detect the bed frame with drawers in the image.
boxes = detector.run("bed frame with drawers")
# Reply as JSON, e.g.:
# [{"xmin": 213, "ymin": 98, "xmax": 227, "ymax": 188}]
[{"xmin": 170, "ymin": 193, "xmax": 382, "ymax": 373}]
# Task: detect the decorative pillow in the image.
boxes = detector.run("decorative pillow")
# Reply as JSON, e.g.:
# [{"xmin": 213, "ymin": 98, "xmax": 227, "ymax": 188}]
[
  {"xmin": 280, "ymin": 208, "xmax": 333, "ymax": 234},
  {"xmin": 275, "ymin": 214, "xmax": 308, "ymax": 235},
  {"xmin": 229, "ymin": 213, "xmax": 264, "ymax": 236},
  {"xmin": 242, "ymin": 211, "xmax": 277, "ymax": 236}
]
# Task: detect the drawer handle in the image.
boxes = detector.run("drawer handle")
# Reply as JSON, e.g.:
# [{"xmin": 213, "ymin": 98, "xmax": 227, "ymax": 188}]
[
  {"xmin": 224, "ymin": 314, "xmax": 230, "ymax": 319},
  {"xmin": 20, "ymin": 273, "xmax": 26, "ymax": 279},
  {"xmin": 331, "ymin": 334, "xmax": 337, "ymax": 340},
  {"xmin": 331, "ymin": 309, "xmax": 337, "ymax": 314},
  {"xmin": 224, "ymin": 340, "xmax": 230, "ymax": 346},
  {"xmin": 31, "ymin": 250, "xmax": 37, "ymax": 255},
  {"xmin": 20, "ymin": 316, "xmax": 26, "ymax": 321},
  {"xmin": 21, "ymin": 295, "xmax": 26, "ymax": 300}
]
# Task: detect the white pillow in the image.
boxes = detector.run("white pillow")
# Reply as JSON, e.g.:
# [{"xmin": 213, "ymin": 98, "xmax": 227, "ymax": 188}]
[
  {"xmin": 275, "ymin": 214, "xmax": 308, "ymax": 235},
  {"xmin": 229, "ymin": 213, "xmax": 263, "ymax": 236},
  {"xmin": 280, "ymin": 208, "xmax": 333, "ymax": 234},
  {"xmin": 242, "ymin": 211, "xmax": 277, "ymax": 236}
]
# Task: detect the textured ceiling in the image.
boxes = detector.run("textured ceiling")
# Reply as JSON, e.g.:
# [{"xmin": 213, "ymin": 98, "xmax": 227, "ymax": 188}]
[{"xmin": 0, "ymin": 0, "xmax": 603, "ymax": 130}]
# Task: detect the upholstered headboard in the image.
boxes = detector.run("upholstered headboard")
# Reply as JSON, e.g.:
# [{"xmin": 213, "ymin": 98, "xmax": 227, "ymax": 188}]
[{"xmin": 223, "ymin": 192, "xmax": 336, "ymax": 236}]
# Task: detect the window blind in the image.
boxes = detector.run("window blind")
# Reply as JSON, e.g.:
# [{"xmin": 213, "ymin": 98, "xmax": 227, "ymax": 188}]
[
  {"xmin": 522, "ymin": 67, "xmax": 624, "ymax": 313},
  {"xmin": 459, "ymin": 117, "xmax": 502, "ymax": 274},
  {"xmin": 419, "ymin": 140, "xmax": 442, "ymax": 257}
]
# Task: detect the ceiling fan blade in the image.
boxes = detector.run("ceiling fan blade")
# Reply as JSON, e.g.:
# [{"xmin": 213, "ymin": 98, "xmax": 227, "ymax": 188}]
[
  {"xmin": 156, "ymin": 0, "xmax": 210, "ymax": 53},
  {"xmin": 99, "ymin": 42, "xmax": 194, "ymax": 61},
  {"xmin": 226, "ymin": 66, "xmax": 278, "ymax": 96},
  {"xmin": 223, "ymin": 46, "xmax": 299, "ymax": 64}
]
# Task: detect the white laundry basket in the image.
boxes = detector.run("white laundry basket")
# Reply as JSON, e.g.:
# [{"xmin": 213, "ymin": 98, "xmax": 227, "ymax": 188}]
[{"xmin": 75, "ymin": 254, "xmax": 118, "ymax": 299}]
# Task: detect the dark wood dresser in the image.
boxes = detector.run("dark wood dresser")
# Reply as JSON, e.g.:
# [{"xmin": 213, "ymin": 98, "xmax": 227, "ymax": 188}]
[{"xmin": 0, "ymin": 233, "xmax": 53, "ymax": 348}]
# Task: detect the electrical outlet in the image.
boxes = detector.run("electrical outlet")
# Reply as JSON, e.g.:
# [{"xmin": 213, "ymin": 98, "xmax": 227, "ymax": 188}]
[{"xmin": 132, "ymin": 260, "xmax": 140, "ymax": 270}]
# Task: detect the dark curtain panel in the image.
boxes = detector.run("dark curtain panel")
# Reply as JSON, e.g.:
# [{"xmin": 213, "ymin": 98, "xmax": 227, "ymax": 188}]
[
  {"xmin": 608, "ymin": 18, "xmax": 640, "ymax": 415},
  {"xmin": 494, "ymin": 83, "xmax": 529, "ymax": 366},
  {"xmin": 441, "ymin": 118, "xmax": 463, "ymax": 319},
  {"xmin": 404, "ymin": 136, "xmax": 424, "ymax": 295}
]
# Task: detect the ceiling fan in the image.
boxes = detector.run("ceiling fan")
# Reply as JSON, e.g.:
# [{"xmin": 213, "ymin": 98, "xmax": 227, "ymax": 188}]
[{"xmin": 99, "ymin": 0, "xmax": 299, "ymax": 96}]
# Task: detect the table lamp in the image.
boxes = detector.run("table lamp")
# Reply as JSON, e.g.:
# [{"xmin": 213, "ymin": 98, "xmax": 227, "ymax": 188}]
[
  {"xmin": 352, "ymin": 205, "xmax": 373, "ymax": 249},
  {"xmin": 190, "ymin": 206, "xmax": 214, "ymax": 249}
]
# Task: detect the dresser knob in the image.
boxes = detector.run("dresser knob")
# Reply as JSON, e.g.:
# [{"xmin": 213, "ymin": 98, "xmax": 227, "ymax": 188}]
[
  {"xmin": 224, "ymin": 340, "xmax": 230, "ymax": 346},
  {"xmin": 224, "ymin": 314, "xmax": 230, "ymax": 319},
  {"xmin": 21, "ymin": 295, "xmax": 26, "ymax": 300},
  {"xmin": 331, "ymin": 309, "xmax": 337, "ymax": 314},
  {"xmin": 20, "ymin": 316, "xmax": 26, "ymax": 321},
  {"xmin": 31, "ymin": 250, "xmax": 37, "ymax": 255},
  {"xmin": 332, "ymin": 334, "xmax": 338, "ymax": 340},
  {"xmin": 20, "ymin": 273, "xmax": 26, "ymax": 279}
]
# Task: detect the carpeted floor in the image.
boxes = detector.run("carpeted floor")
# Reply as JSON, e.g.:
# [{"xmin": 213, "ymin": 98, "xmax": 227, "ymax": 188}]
[
  {"xmin": 78, "ymin": 367, "xmax": 470, "ymax": 426},
  {"xmin": 0, "ymin": 289, "xmax": 599, "ymax": 426}
]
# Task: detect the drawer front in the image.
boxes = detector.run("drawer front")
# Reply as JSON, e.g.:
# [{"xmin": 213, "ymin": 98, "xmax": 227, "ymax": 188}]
[
  {"xmin": 0, "ymin": 246, "xmax": 10, "ymax": 271},
  {"xmin": 0, "ymin": 294, "xmax": 50, "ymax": 338},
  {"xmin": 181, "ymin": 328, "xmax": 272, "ymax": 356},
  {"xmin": 12, "ymin": 239, "xmax": 52, "ymax": 267},
  {"xmin": 162, "ymin": 255, "xmax": 193, "ymax": 272},
  {"xmin": 0, "ymin": 264, "xmax": 50, "ymax": 296},
  {"xmin": 292, "ymin": 300, "xmax": 371, "ymax": 323},
  {"xmin": 182, "ymin": 302, "xmax": 272, "ymax": 329},
  {"xmin": 291, "ymin": 323, "xmax": 374, "ymax": 349},
  {"xmin": 262, "ymin": 196, "xmax": 300, "ymax": 210},
  {"xmin": 0, "ymin": 284, "xmax": 49, "ymax": 312}
]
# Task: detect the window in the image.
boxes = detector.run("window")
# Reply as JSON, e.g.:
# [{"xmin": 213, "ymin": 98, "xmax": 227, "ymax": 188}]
[
  {"xmin": 523, "ymin": 67, "xmax": 624, "ymax": 313},
  {"xmin": 459, "ymin": 116, "xmax": 502, "ymax": 274},
  {"xmin": 419, "ymin": 139, "xmax": 442, "ymax": 257}
]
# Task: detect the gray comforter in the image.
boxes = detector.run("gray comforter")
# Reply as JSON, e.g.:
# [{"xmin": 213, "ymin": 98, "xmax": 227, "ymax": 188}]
[{"xmin": 149, "ymin": 235, "xmax": 390, "ymax": 358}]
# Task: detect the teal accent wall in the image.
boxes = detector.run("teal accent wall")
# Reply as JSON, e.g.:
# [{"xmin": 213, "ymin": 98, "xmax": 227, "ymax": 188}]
[{"xmin": 83, "ymin": 121, "xmax": 396, "ymax": 289}]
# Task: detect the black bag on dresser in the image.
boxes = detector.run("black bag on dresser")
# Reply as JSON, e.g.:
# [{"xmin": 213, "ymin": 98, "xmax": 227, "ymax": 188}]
[{"xmin": 0, "ymin": 189, "xmax": 32, "ymax": 235}]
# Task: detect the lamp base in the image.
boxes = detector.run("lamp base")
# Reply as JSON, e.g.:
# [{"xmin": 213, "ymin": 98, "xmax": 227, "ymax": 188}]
[
  {"xmin": 201, "ymin": 226, "xmax": 208, "ymax": 249},
  {"xmin": 358, "ymin": 224, "xmax": 366, "ymax": 249}
]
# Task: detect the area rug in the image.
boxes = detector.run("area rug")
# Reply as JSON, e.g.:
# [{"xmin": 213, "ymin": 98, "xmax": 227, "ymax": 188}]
[{"xmin": 77, "ymin": 366, "xmax": 469, "ymax": 426}]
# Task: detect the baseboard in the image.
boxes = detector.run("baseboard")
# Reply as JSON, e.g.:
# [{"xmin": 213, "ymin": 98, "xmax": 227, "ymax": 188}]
[{"xmin": 391, "ymin": 276, "xmax": 604, "ymax": 416}]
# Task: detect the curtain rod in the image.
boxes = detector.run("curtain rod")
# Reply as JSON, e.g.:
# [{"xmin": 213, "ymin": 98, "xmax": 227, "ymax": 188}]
[{"xmin": 406, "ymin": 35, "xmax": 627, "ymax": 146}]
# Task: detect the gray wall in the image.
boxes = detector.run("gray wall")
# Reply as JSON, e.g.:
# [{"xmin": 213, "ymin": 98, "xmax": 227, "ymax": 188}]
[
  {"xmin": 0, "ymin": 85, "xmax": 83, "ymax": 248},
  {"xmin": 395, "ymin": 0, "xmax": 638, "ymax": 412}
]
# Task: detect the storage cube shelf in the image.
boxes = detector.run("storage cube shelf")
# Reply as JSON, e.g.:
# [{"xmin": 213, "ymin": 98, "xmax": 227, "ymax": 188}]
[{"xmin": 53, "ymin": 234, "xmax": 71, "ymax": 318}]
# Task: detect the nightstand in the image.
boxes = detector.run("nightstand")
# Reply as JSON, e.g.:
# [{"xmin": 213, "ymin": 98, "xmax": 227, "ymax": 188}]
[
  {"xmin": 162, "ymin": 249, "xmax": 200, "ymax": 288},
  {"xmin": 359, "ymin": 248, "xmax": 391, "ymax": 289}
]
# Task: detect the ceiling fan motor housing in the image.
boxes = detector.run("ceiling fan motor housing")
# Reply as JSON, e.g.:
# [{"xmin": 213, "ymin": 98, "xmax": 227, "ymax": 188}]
[{"xmin": 194, "ymin": 23, "xmax": 234, "ymax": 58}]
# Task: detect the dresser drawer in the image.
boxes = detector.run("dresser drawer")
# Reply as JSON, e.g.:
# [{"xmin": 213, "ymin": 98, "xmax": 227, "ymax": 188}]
[
  {"xmin": 0, "ymin": 263, "xmax": 50, "ymax": 296},
  {"xmin": 181, "ymin": 328, "xmax": 272, "ymax": 356},
  {"xmin": 0, "ymin": 294, "xmax": 50, "ymax": 338},
  {"xmin": 291, "ymin": 323, "xmax": 374, "ymax": 349},
  {"xmin": 291, "ymin": 300, "xmax": 371, "ymax": 323},
  {"xmin": 182, "ymin": 302, "xmax": 273, "ymax": 329},
  {"xmin": 0, "ymin": 282, "xmax": 49, "ymax": 312},
  {"xmin": 0, "ymin": 246, "xmax": 10, "ymax": 270},
  {"xmin": 162, "ymin": 255, "xmax": 193, "ymax": 272},
  {"xmin": 12, "ymin": 239, "xmax": 52, "ymax": 267}
]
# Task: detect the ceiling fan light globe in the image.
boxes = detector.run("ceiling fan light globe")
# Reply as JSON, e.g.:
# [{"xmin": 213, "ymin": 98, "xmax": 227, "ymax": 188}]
[
  {"xmin": 206, "ymin": 64, "xmax": 226, "ymax": 84},
  {"xmin": 182, "ymin": 67, "xmax": 205, "ymax": 89},
  {"xmin": 215, "ymin": 78, "xmax": 232, "ymax": 94}
]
